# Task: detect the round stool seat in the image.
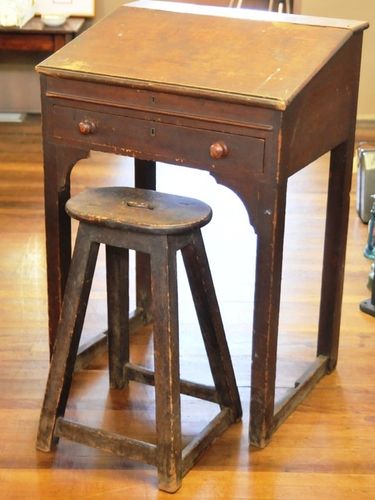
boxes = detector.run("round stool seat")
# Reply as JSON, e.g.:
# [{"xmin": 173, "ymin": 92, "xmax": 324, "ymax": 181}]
[{"xmin": 66, "ymin": 187, "xmax": 212, "ymax": 234}]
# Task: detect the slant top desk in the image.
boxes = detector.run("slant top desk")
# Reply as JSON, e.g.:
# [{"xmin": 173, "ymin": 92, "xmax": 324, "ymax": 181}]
[{"xmin": 36, "ymin": 0, "xmax": 368, "ymax": 447}]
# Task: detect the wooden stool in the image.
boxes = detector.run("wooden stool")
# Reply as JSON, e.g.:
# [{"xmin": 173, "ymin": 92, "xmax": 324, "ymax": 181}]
[{"xmin": 36, "ymin": 187, "xmax": 242, "ymax": 493}]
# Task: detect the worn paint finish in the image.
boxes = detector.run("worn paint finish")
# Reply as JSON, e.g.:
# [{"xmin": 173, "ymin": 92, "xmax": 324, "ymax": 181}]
[{"xmin": 37, "ymin": 187, "xmax": 242, "ymax": 492}]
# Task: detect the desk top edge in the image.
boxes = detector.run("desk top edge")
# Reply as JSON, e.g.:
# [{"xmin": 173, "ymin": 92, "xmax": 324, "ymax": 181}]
[
  {"xmin": 37, "ymin": 69, "xmax": 288, "ymax": 110},
  {"xmin": 130, "ymin": 1, "xmax": 369, "ymax": 32}
]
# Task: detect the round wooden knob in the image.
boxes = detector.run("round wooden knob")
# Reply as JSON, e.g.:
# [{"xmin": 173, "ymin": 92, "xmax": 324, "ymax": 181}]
[
  {"xmin": 78, "ymin": 120, "xmax": 96, "ymax": 135},
  {"xmin": 209, "ymin": 142, "xmax": 229, "ymax": 160}
]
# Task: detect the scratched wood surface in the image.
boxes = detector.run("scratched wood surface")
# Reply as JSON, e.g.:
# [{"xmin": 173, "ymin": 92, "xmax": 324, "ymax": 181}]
[
  {"xmin": 0, "ymin": 115, "xmax": 375, "ymax": 498},
  {"xmin": 36, "ymin": 1, "xmax": 366, "ymax": 109}
]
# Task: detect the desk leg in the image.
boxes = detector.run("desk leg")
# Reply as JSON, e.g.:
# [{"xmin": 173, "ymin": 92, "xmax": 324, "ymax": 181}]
[
  {"xmin": 249, "ymin": 139, "xmax": 353, "ymax": 447},
  {"xmin": 249, "ymin": 183, "xmax": 287, "ymax": 448},
  {"xmin": 318, "ymin": 140, "xmax": 353, "ymax": 370},
  {"xmin": 44, "ymin": 144, "xmax": 89, "ymax": 354},
  {"xmin": 134, "ymin": 158, "xmax": 156, "ymax": 321}
]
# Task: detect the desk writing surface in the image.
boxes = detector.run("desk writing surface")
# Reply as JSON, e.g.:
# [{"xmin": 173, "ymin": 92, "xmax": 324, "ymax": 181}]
[{"xmin": 36, "ymin": 1, "xmax": 367, "ymax": 110}]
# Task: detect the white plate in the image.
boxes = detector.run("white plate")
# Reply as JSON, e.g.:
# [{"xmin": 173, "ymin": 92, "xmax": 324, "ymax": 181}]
[{"xmin": 41, "ymin": 14, "xmax": 67, "ymax": 27}]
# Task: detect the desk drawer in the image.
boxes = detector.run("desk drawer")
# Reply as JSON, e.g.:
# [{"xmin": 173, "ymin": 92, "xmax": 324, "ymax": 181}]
[{"xmin": 52, "ymin": 106, "xmax": 265, "ymax": 173}]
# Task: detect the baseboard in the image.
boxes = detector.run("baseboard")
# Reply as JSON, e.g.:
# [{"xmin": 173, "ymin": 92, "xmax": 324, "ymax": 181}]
[
  {"xmin": 357, "ymin": 116, "xmax": 375, "ymax": 128},
  {"xmin": 0, "ymin": 112, "xmax": 26, "ymax": 123}
]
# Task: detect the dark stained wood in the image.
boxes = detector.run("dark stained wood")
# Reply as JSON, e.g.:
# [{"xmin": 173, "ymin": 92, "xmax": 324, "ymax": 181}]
[
  {"xmin": 248, "ymin": 175, "xmax": 288, "ymax": 446},
  {"xmin": 150, "ymin": 235, "xmax": 183, "ymax": 492},
  {"xmin": 125, "ymin": 363, "xmax": 220, "ymax": 403},
  {"xmin": 281, "ymin": 32, "xmax": 364, "ymax": 176},
  {"xmin": 181, "ymin": 230, "xmax": 242, "ymax": 418},
  {"xmin": 49, "ymin": 104, "xmax": 266, "ymax": 173},
  {"xmin": 106, "ymin": 245, "xmax": 129, "ymax": 389},
  {"xmin": 36, "ymin": 224, "xmax": 100, "ymax": 451},
  {"xmin": 65, "ymin": 186, "xmax": 213, "ymax": 233},
  {"xmin": 35, "ymin": 0, "xmax": 367, "ymax": 448},
  {"xmin": 55, "ymin": 417, "xmax": 158, "ymax": 465},
  {"xmin": 42, "ymin": 142, "xmax": 90, "ymax": 353},
  {"xmin": 134, "ymin": 158, "xmax": 156, "ymax": 323},
  {"xmin": 272, "ymin": 355, "xmax": 329, "ymax": 431},
  {"xmin": 317, "ymin": 139, "xmax": 358, "ymax": 369},
  {"xmin": 37, "ymin": 186, "xmax": 242, "ymax": 492},
  {"xmin": 181, "ymin": 407, "xmax": 233, "ymax": 476}
]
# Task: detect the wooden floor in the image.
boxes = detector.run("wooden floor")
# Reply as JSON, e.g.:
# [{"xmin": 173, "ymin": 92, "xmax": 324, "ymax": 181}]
[{"xmin": 1, "ymin": 115, "xmax": 375, "ymax": 499}]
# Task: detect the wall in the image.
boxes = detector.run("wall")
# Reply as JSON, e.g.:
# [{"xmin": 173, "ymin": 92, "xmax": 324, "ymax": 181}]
[
  {"xmin": 0, "ymin": 53, "xmax": 41, "ymax": 113},
  {"xmin": 300, "ymin": 0, "xmax": 374, "ymax": 120},
  {"xmin": 95, "ymin": 0, "xmax": 124, "ymax": 21}
]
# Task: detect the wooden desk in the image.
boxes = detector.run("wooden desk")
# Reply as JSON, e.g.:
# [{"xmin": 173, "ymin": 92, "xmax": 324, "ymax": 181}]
[
  {"xmin": 36, "ymin": 1, "xmax": 367, "ymax": 447},
  {"xmin": 0, "ymin": 16, "xmax": 86, "ymax": 52}
]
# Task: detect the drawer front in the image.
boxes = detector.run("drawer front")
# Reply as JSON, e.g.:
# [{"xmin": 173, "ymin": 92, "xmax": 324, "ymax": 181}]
[{"xmin": 52, "ymin": 105, "xmax": 265, "ymax": 173}]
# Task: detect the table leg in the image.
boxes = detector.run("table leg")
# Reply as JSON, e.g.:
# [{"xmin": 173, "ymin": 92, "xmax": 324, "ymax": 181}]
[
  {"xmin": 45, "ymin": 153, "xmax": 156, "ymax": 360},
  {"xmin": 317, "ymin": 139, "xmax": 354, "ymax": 370},
  {"xmin": 249, "ymin": 183, "xmax": 287, "ymax": 448},
  {"xmin": 249, "ymin": 139, "xmax": 354, "ymax": 447},
  {"xmin": 44, "ymin": 143, "xmax": 89, "ymax": 354},
  {"xmin": 134, "ymin": 159, "xmax": 156, "ymax": 322}
]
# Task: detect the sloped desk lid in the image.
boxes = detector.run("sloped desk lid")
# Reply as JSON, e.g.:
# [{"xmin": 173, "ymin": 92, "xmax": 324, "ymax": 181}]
[{"xmin": 36, "ymin": 1, "xmax": 368, "ymax": 110}]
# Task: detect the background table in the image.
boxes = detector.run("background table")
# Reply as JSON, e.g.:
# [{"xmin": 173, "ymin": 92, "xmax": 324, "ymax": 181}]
[
  {"xmin": 36, "ymin": 1, "xmax": 367, "ymax": 447},
  {"xmin": 0, "ymin": 16, "xmax": 86, "ymax": 52}
]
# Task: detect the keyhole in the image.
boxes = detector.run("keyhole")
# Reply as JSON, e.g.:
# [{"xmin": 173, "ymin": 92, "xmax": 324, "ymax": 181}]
[{"xmin": 150, "ymin": 127, "xmax": 156, "ymax": 137}]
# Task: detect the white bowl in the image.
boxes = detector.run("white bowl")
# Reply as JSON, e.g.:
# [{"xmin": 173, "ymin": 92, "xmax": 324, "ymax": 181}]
[{"xmin": 41, "ymin": 14, "xmax": 68, "ymax": 27}]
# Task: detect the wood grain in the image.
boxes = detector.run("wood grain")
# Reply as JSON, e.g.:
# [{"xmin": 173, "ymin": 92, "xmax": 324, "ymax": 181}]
[
  {"xmin": 37, "ymin": 2, "xmax": 363, "ymax": 109},
  {"xmin": 0, "ymin": 115, "xmax": 375, "ymax": 498}
]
